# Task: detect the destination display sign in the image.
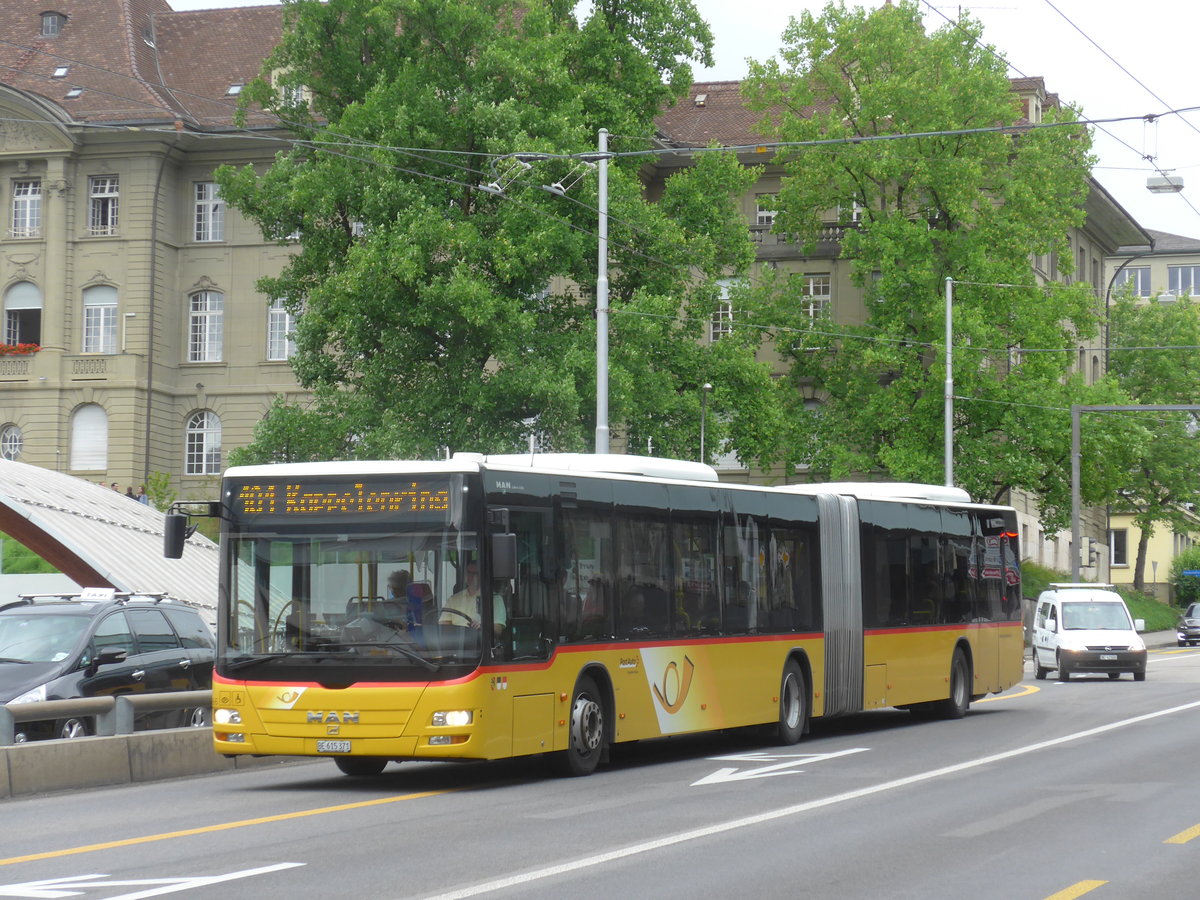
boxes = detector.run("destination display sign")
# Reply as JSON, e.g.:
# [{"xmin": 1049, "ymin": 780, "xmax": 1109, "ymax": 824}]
[{"xmin": 228, "ymin": 478, "xmax": 452, "ymax": 520}]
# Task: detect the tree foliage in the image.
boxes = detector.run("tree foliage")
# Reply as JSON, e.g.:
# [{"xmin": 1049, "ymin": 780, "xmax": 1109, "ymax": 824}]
[
  {"xmin": 222, "ymin": 0, "xmax": 781, "ymax": 466},
  {"xmin": 742, "ymin": 0, "xmax": 1125, "ymax": 526},
  {"xmin": 1107, "ymin": 292, "xmax": 1200, "ymax": 589}
]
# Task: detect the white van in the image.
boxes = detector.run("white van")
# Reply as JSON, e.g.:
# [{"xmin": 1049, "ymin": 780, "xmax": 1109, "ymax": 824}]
[{"xmin": 1031, "ymin": 584, "xmax": 1147, "ymax": 681}]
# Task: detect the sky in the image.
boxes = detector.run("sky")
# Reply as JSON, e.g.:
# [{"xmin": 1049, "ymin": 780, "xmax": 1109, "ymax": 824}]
[{"xmin": 171, "ymin": 0, "xmax": 1200, "ymax": 241}]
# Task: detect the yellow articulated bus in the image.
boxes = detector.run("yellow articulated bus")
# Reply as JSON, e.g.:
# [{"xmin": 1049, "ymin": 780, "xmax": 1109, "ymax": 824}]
[{"xmin": 166, "ymin": 453, "xmax": 1023, "ymax": 778}]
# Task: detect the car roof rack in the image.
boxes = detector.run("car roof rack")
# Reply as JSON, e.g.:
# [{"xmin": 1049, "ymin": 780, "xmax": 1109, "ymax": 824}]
[{"xmin": 2, "ymin": 589, "xmax": 174, "ymax": 613}]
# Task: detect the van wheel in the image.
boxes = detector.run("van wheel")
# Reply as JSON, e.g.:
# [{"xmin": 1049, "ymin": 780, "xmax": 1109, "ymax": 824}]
[
  {"xmin": 1107, "ymin": 672, "xmax": 1120, "ymax": 681},
  {"xmin": 776, "ymin": 660, "xmax": 807, "ymax": 745},
  {"xmin": 1034, "ymin": 657, "xmax": 1049, "ymax": 680},
  {"xmin": 1134, "ymin": 671, "xmax": 1146, "ymax": 682},
  {"xmin": 1057, "ymin": 656, "xmax": 1070, "ymax": 681},
  {"xmin": 935, "ymin": 649, "xmax": 970, "ymax": 719}
]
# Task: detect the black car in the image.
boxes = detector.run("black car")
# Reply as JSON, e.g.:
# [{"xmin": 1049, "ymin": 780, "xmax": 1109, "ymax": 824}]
[
  {"xmin": 1178, "ymin": 602, "xmax": 1200, "ymax": 647},
  {"xmin": 0, "ymin": 589, "xmax": 214, "ymax": 741}
]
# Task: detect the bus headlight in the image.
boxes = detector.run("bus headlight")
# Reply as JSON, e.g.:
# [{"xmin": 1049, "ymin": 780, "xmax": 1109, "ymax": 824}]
[
  {"xmin": 214, "ymin": 708, "xmax": 242, "ymax": 725},
  {"xmin": 432, "ymin": 710, "xmax": 473, "ymax": 727}
]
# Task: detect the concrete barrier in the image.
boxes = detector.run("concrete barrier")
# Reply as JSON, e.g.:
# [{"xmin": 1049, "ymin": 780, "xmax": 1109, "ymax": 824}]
[{"xmin": 0, "ymin": 727, "xmax": 307, "ymax": 799}]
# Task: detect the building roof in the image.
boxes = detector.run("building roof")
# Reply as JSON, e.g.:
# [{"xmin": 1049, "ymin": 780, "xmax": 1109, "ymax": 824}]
[
  {"xmin": 0, "ymin": 460, "xmax": 217, "ymax": 626},
  {"xmin": 0, "ymin": 0, "xmax": 281, "ymax": 128}
]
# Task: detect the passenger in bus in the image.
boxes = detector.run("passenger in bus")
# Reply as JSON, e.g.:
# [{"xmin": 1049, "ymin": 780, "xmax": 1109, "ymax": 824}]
[
  {"xmin": 387, "ymin": 570, "xmax": 411, "ymax": 603},
  {"xmin": 440, "ymin": 561, "xmax": 507, "ymax": 636}
]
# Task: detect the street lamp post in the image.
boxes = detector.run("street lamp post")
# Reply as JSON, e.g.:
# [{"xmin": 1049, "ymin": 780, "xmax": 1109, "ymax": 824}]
[
  {"xmin": 944, "ymin": 276, "xmax": 954, "ymax": 487},
  {"xmin": 700, "ymin": 382, "xmax": 712, "ymax": 462},
  {"xmin": 594, "ymin": 128, "xmax": 610, "ymax": 455}
]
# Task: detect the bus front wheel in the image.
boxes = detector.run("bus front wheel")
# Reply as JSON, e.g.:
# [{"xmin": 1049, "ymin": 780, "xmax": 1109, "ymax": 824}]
[
  {"xmin": 776, "ymin": 660, "xmax": 807, "ymax": 745},
  {"xmin": 334, "ymin": 756, "xmax": 389, "ymax": 777},
  {"xmin": 553, "ymin": 676, "xmax": 605, "ymax": 776}
]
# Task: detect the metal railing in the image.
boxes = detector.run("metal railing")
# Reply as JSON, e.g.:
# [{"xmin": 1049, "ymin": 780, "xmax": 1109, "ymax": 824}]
[{"xmin": 0, "ymin": 691, "xmax": 211, "ymax": 745}]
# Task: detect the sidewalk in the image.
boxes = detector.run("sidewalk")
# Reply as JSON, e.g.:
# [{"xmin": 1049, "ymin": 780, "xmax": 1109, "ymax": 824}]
[{"xmin": 1143, "ymin": 629, "xmax": 1177, "ymax": 649}]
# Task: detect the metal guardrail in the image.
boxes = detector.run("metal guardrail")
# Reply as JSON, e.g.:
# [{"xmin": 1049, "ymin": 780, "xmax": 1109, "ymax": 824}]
[{"xmin": 0, "ymin": 691, "xmax": 211, "ymax": 746}]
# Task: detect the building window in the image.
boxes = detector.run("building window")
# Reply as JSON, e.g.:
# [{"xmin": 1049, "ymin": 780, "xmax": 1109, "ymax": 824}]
[
  {"xmin": 88, "ymin": 176, "xmax": 118, "ymax": 235},
  {"xmin": 52, "ymin": 65, "xmax": 68, "ymax": 78},
  {"xmin": 41, "ymin": 12, "xmax": 64, "ymax": 36},
  {"xmin": 711, "ymin": 279, "xmax": 734, "ymax": 342},
  {"xmin": 1110, "ymin": 528, "xmax": 1128, "ymax": 567},
  {"xmin": 0, "ymin": 424, "xmax": 22, "ymax": 461},
  {"xmin": 267, "ymin": 298, "xmax": 296, "ymax": 361},
  {"xmin": 794, "ymin": 273, "xmax": 831, "ymax": 319},
  {"xmin": 188, "ymin": 290, "xmax": 223, "ymax": 362},
  {"xmin": 3, "ymin": 281, "xmax": 42, "ymax": 346},
  {"xmin": 280, "ymin": 83, "xmax": 306, "ymax": 106},
  {"xmin": 1112, "ymin": 266, "xmax": 1151, "ymax": 298},
  {"xmin": 82, "ymin": 285, "xmax": 118, "ymax": 354},
  {"xmin": 69, "ymin": 404, "xmax": 107, "ymax": 470},
  {"xmin": 1168, "ymin": 265, "xmax": 1200, "ymax": 299},
  {"xmin": 11, "ymin": 180, "xmax": 41, "ymax": 238},
  {"xmin": 755, "ymin": 194, "xmax": 777, "ymax": 228},
  {"xmin": 185, "ymin": 410, "xmax": 222, "ymax": 475},
  {"xmin": 194, "ymin": 182, "xmax": 224, "ymax": 242}
]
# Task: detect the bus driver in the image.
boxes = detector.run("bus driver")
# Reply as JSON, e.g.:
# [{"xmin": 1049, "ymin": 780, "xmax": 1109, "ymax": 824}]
[{"xmin": 440, "ymin": 561, "xmax": 507, "ymax": 637}]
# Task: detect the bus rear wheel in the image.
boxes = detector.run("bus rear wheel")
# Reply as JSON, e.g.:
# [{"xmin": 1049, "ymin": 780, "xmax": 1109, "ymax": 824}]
[
  {"xmin": 776, "ymin": 660, "xmax": 807, "ymax": 745},
  {"xmin": 935, "ymin": 649, "xmax": 970, "ymax": 719},
  {"xmin": 553, "ymin": 676, "xmax": 605, "ymax": 777},
  {"xmin": 334, "ymin": 756, "xmax": 389, "ymax": 777}
]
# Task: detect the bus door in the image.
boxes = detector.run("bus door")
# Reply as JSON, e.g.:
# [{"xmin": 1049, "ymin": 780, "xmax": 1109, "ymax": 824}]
[{"xmin": 500, "ymin": 509, "xmax": 556, "ymax": 757}]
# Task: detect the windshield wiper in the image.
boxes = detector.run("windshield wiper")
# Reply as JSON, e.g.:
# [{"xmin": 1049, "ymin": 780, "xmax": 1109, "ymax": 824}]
[
  {"xmin": 337, "ymin": 641, "xmax": 440, "ymax": 671},
  {"xmin": 222, "ymin": 652, "xmax": 332, "ymax": 671}
]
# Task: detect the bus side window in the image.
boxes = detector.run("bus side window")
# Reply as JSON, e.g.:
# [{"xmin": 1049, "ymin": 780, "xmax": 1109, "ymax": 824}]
[
  {"xmin": 560, "ymin": 507, "xmax": 612, "ymax": 643},
  {"xmin": 505, "ymin": 511, "xmax": 553, "ymax": 660}
]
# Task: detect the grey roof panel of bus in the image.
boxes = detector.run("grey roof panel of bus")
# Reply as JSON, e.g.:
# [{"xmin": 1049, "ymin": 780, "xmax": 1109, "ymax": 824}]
[
  {"xmin": 776, "ymin": 482, "xmax": 973, "ymax": 503},
  {"xmin": 472, "ymin": 453, "xmax": 720, "ymax": 482},
  {"xmin": 0, "ymin": 460, "xmax": 218, "ymax": 627}
]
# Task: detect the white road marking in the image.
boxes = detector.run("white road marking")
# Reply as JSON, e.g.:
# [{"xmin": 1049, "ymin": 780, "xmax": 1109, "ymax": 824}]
[
  {"xmin": 692, "ymin": 748, "xmax": 869, "ymax": 785},
  {"xmin": 425, "ymin": 698, "xmax": 1200, "ymax": 900},
  {"xmin": 0, "ymin": 864, "xmax": 304, "ymax": 899}
]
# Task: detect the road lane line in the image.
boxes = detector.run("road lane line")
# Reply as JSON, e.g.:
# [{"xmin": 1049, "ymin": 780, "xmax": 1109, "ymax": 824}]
[
  {"xmin": 1044, "ymin": 880, "xmax": 1108, "ymax": 899},
  {"xmin": 0, "ymin": 789, "xmax": 454, "ymax": 867},
  {"xmin": 1165, "ymin": 823, "xmax": 1200, "ymax": 844},
  {"xmin": 425, "ymin": 698, "xmax": 1200, "ymax": 900},
  {"xmin": 976, "ymin": 683, "xmax": 1039, "ymax": 702}
]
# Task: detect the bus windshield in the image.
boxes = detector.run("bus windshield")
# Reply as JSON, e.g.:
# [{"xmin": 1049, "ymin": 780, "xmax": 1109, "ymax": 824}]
[{"xmin": 220, "ymin": 472, "xmax": 488, "ymax": 676}]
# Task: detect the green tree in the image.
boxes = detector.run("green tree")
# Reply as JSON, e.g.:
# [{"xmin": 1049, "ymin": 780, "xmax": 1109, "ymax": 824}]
[
  {"xmin": 222, "ymin": 0, "xmax": 781, "ymax": 467},
  {"xmin": 1169, "ymin": 546, "xmax": 1200, "ymax": 607},
  {"xmin": 742, "ymin": 1, "xmax": 1130, "ymax": 525},
  {"xmin": 1106, "ymin": 292, "xmax": 1200, "ymax": 590}
]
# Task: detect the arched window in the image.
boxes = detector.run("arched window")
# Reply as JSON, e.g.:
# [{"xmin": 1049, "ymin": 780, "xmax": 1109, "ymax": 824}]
[
  {"xmin": 185, "ymin": 410, "xmax": 221, "ymax": 475},
  {"xmin": 3, "ymin": 281, "xmax": 42, "ymax": 347},
  {"xmin": 69, "ymin": 404, "xmax": 107, "ymax": 470},
  {"xmin": 0, "ymin": 424, "xmax": 23, "ymax": 460}
]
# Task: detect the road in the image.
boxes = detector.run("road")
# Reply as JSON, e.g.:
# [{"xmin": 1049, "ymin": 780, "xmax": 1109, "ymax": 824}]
[{"xmin": 1, "ymin": 646, "xmax": 1198, "ymax": 899}]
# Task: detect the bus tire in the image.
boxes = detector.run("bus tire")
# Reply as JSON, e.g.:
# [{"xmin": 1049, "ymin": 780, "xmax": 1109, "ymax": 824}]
[
  {"xmin": 776, "ymin": 659, "xmax": 807, "ymax": 745},
  {"xmin": 935, "ymin": 649, "xmax": 970, "ymax": 719},
  {"xmin": 334, "ymin": 756, "xmax": 389, "ymax": 777},
  {"xmin": 553, "ymin": 675, "xmax": 605, "ymax": 777}
]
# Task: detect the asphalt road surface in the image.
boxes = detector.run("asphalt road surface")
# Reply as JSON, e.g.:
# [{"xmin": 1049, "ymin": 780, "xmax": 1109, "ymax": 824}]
[{"xmin": 2, "ymin": 646, "xmax": 1199, "ymax": 900}]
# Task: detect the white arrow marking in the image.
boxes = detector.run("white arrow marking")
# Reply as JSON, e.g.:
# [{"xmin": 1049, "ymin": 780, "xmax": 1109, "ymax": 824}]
[
  {"xmin": 692, "ymin": 747, "xmax": 868, "ymax": 785},
  {"xmin": 0, "ymin": 864, "xmax": 304, "ymax": 899}
]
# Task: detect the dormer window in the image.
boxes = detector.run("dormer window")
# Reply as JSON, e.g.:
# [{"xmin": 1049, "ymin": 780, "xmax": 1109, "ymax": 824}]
[
  {"xmin": 41, "ymin": 12, "xmax": 65, "ymax": 36},
  {"xmin": 226, "ymin": 83, "xmax": 243, "ymax": 96},
  {"xmin": 52, "ymin": 65, "xmax": 68, "ymax": 78}
]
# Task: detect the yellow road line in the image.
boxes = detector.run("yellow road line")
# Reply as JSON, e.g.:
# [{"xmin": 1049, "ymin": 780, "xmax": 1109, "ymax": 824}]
[
  {"xmin": 1165, "ymin": 823, "xmax": 1200, "ymax": 844},
  {"xmin": 0, "ymin": 788, "xmax": 453, "ymax": 866},
  {"xmin": 976, "ymin": 683, "xmax": 1039, "ymax": 703},
  {"xmin": 1045, "ymin": 880, "xmax": 1108, "ymax": 899}
]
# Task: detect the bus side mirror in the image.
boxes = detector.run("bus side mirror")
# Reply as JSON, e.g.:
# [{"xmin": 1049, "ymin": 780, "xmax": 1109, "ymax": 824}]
[
  {"xmin": 491, "ymin": 533, "xmax": 517, "ymax": 581},
  {"xmin": 164, "ymin": 513, "xmax": 188, "ymax": 559}
]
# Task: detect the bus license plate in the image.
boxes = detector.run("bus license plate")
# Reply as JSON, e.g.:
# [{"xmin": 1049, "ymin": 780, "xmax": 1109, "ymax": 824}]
[
  {"xmin": 317, "ymin": 740, "xmax": 352, "ymax": 753},
  {"xmin": 1100, "ymin": 654, "xmax": 1117, "ymax": 660}
]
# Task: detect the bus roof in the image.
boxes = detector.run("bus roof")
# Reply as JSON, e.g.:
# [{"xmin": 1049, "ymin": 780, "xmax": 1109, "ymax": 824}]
[{"xmin": 777, "ymin": 482, "xmax": 973, "ymax": 503}]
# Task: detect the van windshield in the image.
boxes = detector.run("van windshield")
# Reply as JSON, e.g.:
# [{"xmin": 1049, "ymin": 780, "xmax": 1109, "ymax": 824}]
[{"xmin": 1061, "ymin": 601, "xmax": 1131, "ymax": 631}]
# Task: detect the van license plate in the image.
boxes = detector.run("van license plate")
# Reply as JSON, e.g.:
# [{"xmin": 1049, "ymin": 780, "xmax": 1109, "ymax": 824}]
[
  {"xmin": 317, "ymin": 740, "xmax": 351, "ymax": 753},
  {"xmin": 1100, "ymin": 654, "xmax": 1117, "ymax": 660}
]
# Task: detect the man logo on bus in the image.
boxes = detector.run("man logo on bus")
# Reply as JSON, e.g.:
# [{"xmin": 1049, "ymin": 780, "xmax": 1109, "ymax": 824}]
[{"xmin": 652, "ymin": 655, "xmax": 695, "ymax": 714}]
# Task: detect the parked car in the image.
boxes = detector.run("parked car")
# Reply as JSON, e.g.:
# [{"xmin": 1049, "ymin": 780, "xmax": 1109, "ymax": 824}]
[
  {"xmin": 1177, "ymin": 602, "xmax": 1200, "ymax": 646},
  {"xmin": 0, "ymin": 588, "xmax": 214, "ymax": 741},
  {"xmin": 1031, "ymin": 583, "xmax": 1147, "ymax": 681}
]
